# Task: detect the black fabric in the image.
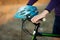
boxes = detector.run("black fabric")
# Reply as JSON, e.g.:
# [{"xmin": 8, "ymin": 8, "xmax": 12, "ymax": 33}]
[
  {"xmin": 53, "ymin": 15, "xmax": 60, "ymax": 34},
  {"xmin": 27, "ymin": 0, "xmax": 38, "ymax": 5}
]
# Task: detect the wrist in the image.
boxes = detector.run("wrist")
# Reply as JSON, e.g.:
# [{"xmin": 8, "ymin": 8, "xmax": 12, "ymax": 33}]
[
  {"xmin": 43, "ymin": 10, "xmax": 49, "ymax": 14},
  {"xmin": 41, "ymin": 10, "xmax": 49, "ymax": 16},
  {"xmin": 38, "ymin": 10, "xmax": 49, "ymax": 18}
]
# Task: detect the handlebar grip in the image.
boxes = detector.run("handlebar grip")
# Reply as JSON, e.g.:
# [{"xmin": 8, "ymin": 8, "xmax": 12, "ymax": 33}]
[
  {"xmin": 41, "ymin": 18, "xmax": 46, "ymax": 22},
  {"xmin": 33, "ymin": 18, "xmax": 46, "ymax": 25}
]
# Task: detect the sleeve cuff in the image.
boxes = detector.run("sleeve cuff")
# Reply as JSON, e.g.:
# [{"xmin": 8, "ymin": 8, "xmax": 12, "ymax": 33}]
[
  {"xmin": 45, "ymin": 8, "xmax": 51, "ymax": 13},
  {"xmin": 27, "ymin": 4, "xmax": 33, "ymax": 6}
]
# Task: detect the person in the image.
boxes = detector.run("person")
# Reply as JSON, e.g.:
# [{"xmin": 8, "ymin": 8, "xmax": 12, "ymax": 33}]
[{"xmin": 27, "ymin": 0, "xmax": 60, "ymax": 40}]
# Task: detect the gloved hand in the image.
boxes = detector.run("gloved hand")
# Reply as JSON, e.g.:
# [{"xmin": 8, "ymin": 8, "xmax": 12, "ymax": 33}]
[{"xmin": 14, "ymin": 5, "xmax": 39, "ymax": 20}]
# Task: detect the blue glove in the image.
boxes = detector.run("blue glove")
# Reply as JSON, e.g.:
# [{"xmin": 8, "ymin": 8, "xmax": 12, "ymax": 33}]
[{"xmin": 14, "ymin": 5, "xmax": 39, "ymax": 20}]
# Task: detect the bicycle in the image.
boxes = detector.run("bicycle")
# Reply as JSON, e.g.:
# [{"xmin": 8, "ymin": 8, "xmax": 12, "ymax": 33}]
[
  {"xmin": 21, "ymin": 19, "xmax": 60, "ymax": 40},
  {"xmin": 14, "ymin": 5, "xmax": 60, "ymax": 40}
]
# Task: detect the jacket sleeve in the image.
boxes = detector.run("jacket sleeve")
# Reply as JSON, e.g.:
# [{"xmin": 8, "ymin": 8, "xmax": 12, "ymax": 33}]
[
  {"xmin": 45, "ymin": 0, "xmax": 57, "ymax": 12},
  {"xmin": 27, "ymin": 0, "xmax": 38, "ymax": 5}
]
